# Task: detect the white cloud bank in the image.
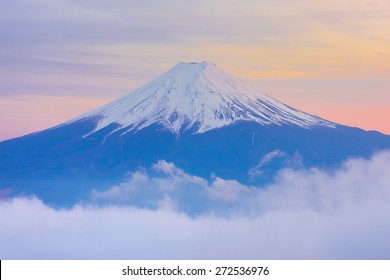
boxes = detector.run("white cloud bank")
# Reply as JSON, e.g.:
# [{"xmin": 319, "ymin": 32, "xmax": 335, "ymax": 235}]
[{"xmin": 1, "ymin": 151, "xmax": 390, "ymax": 259}]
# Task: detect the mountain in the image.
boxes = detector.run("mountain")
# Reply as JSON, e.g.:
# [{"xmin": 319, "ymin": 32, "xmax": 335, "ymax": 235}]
[
  {"xmin": 69, "ymin": 61, "xmax": 334, "ymax": 135},
  {"xmin": 1, "ymin": 61, "xmax": 389, "ymax": 205}
]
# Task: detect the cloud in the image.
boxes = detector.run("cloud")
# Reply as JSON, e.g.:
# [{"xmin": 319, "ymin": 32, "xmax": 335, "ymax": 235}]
[
  {"xmin": 247, "ymin": 149, "xmax": 304, "ymax": 179},
  {"xmin": 91, "ymin": 160, "xmax": 210, "ymax": 212},
  {"xmin": 0, "ymin": 0, "xmax": 306, "ymax": 47},
  {"xmin": 1, "ymin": 151, "xmax": 390, "ymax": 259},
  {"xmin": 0, "ymin": 188, "xmax": 12, "ymax": 200}
]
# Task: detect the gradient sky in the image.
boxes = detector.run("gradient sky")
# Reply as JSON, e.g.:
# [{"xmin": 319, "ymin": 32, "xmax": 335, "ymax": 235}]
[{"xmin": 1, "ymin": 0, "xmax": 389, "ymax": 140}]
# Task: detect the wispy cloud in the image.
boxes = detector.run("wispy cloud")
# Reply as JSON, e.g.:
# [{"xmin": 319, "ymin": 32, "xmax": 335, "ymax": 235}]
[
  {"xmin": 2, "ymin": 0, "xmax": 390, "ymax": 138},
  {"xmin": 1, "ymin": 151, "xmax": 390, "ymax": 259}
]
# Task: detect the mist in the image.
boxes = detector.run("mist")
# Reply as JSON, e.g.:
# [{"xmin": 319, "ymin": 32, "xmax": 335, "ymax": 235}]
[{"xmin": 1, "ymin": 151, "xmax": 390, "ymax": 259}]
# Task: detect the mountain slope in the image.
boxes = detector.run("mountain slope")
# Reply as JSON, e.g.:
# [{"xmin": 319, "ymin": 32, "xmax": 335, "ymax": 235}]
[
  {"xmin": 0, "ymin": 61, "xmax": 389, "ymax": 205},
  {"xmin": 68, "ymin": 61, "xmax": 335, "ymax": 136}
]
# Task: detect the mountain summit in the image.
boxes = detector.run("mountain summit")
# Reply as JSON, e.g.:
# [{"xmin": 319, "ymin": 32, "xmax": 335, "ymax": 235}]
[
  {"xmin": 70, "ymin": 61, "xmax": 334, "ymax": 135},
  {"xmin": 1, "ymin": 61, "xmax": 389, "ymax": 205}
]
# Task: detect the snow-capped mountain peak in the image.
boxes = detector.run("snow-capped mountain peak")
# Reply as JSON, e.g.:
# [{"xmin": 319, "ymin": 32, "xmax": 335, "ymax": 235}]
[{"xmin": 70, "ymin": 61, "xmax": 335, "ymax": 135}]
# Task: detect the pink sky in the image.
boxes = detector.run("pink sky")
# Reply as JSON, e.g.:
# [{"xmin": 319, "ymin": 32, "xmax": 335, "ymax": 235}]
[{"xmin": 0, "ymin": 0, "xmax": 389, "ymax": 140}]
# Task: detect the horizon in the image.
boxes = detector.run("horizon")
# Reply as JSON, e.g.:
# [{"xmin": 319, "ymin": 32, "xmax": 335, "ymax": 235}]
[{"xmin": 1, "ymin": 58, "xmax": 389, "ymax": 141}]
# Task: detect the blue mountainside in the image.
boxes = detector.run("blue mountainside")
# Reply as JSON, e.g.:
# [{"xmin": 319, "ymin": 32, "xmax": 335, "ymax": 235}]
[{"xmin": 1, "ymin": 62, "xmax": 389, "ymax": 205}]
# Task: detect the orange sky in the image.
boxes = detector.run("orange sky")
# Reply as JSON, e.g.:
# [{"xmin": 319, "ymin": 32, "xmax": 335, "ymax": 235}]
[{"xmin": 0, "ymin": 0, "xmax": 389, "ymax": 140}]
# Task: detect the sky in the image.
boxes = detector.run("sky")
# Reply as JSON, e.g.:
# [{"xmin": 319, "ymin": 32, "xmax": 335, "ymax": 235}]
[
  {"xmin": 1, "ymin": 151, "xmax": 390, "ymax": 259},
  {"xmin": 0, "ymin": 0, "xmax": 390, "ymax": 140}
]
